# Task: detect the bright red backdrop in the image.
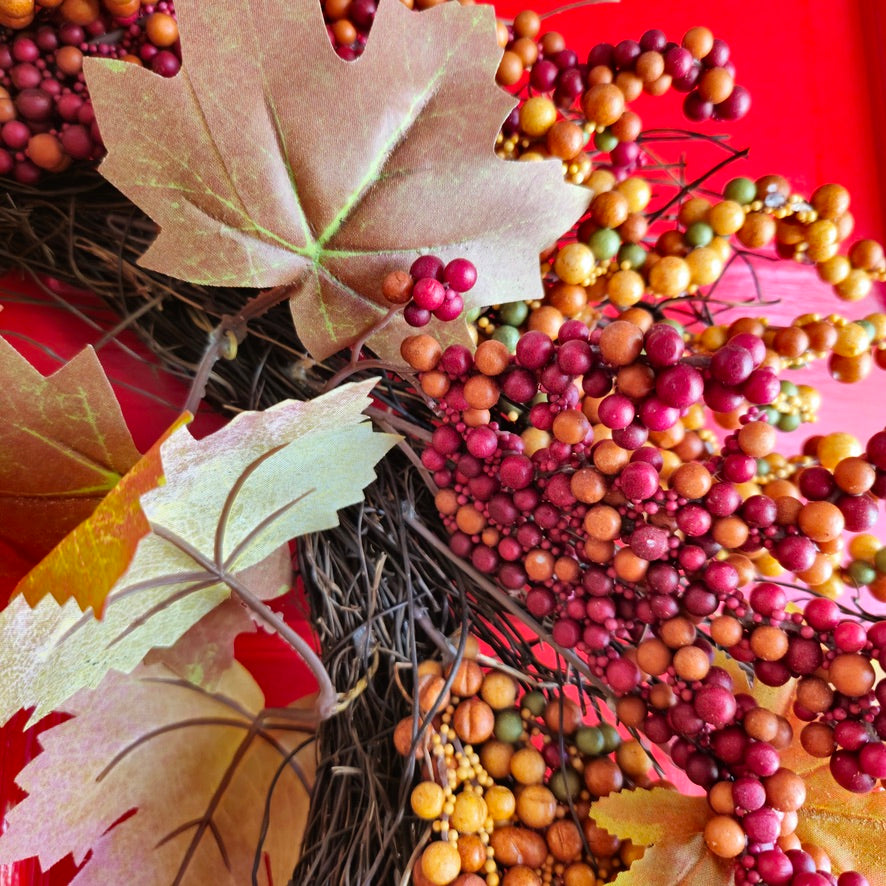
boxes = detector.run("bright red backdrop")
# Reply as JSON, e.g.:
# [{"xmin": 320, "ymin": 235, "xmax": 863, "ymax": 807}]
[{"xmin": 2, "ymin": 1, "xmax": 885, "ymax": 882}]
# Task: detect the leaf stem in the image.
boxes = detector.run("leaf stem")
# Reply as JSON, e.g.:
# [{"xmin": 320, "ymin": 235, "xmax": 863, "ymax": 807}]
[
  {"xmin": 322, "ymin": 305, "xmax": 401, "ymax": 392},
  {"xmin": 183, "ymin": 284, "xmax": 294, "ymax": 414}
]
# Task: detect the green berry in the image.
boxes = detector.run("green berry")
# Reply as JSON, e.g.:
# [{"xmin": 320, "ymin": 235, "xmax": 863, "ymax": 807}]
[
  {"xmin": 549, "ymin": 767, "xmax": 582, "ymax": 801},
  {"xmin": 849, "ymin": 559, "xmax": 877, "ymax": 586},
  {"xmin": 594, "ymin": 129, "xmax": 618, "ymax": 152},
  {"xmin": 599, "ymin": 723, "xmax": 621, "ymax": 754},
  {"xmin": 777, "ymin": 412, "xmax": 801, "ymax": 432},
  {"xmin": 494, "ymin": 708, "xmax": 524, "ymax": 743},
  {"xmin": 618, "ymin": 242, "xmax": 646, "ymax": 269},
  {"xmin": 522, "ymin": 690, "xmax": 546, "ymax": 717},
  {"xmin": 492, "ymin": 324, "xmax": 521, "ymax": 352},
  {"xmin": 499, "ymin": 301, "xmax": 529, "ymax": 327},
  {"xmin": 684, "ymin": 221, "xmax": 714, "ymax": 248},
  {"xmin": 589, "ymin": 227, "xmax": 621, "ymax": 261},
  {"xmin": 575, "ymin": 725, "xmax": 604, "ymax": 756},
  {"xmin": 724, "ymin": 176, "xmax": 756, "ymax": 205}
]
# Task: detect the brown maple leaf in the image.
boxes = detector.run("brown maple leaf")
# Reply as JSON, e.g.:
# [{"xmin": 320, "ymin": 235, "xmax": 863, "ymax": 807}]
[
  {"xmin": 83, "ymin": 0, "xmax": 590, "ymax": 362},
  {"xmin": 0, "ymin": 339, "xmax": 140, "ymax": 597}
]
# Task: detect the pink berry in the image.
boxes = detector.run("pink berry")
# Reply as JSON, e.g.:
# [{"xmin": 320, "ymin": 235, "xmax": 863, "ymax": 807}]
[
  {"xmin": 442, "ymin": 258, "xmax": 477, "ymax": 293},
  {"xmin": 433, "ymin": 293, "xmax": 463, "ymax": 322},
  {"xmin": 411, "ymin": 277, "xmax": 446, "ymax": 311}
]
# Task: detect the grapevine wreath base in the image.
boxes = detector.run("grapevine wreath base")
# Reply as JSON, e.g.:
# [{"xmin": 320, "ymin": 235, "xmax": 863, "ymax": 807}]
[
  {"xmin": 0, "ymin": 165, "xmax": 609, "ymax": 886},
  {"xmin": 1, "ymin": 1, "xmax": 886, "ymax": 886}
]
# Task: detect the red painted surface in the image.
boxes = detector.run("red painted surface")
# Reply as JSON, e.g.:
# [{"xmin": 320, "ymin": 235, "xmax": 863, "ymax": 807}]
[{"xmin": 2, "ymin": 1, "xmax": 885, "ymax": 881}]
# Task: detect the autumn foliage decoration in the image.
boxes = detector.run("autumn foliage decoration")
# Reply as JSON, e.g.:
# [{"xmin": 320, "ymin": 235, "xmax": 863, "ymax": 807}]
[{"xmin": 0, "ymin": 0, "xmax": 885, "ymax": 885}]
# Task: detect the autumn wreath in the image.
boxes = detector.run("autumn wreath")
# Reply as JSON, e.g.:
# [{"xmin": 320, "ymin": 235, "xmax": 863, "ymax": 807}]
[{"xmin": 0, "ymin": 1, "xmax": 885, "ymax": 886}]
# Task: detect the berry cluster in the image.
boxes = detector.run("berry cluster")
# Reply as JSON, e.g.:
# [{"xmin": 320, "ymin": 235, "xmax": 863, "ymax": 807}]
[
  {"xmin": 495, "ymin": 21, "xmax": 749, "ymax": 184},
  {"xmin": 0, "ymin": 0, "xmax": 180, "ymax": 181},
  {"xmin": 395, "ymin": 644, "xmax": 651, "ymax": 886},
  {"xmin": 383, "ymin": 255, "xmax": 477, "ymax": 328},
  {"xmin": 398, "ymin": 294, "xmax": 885, "ymax": 884}
]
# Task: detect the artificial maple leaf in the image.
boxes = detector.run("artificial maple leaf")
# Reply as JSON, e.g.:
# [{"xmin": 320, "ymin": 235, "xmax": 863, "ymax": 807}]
[
  {"xmin": 0, "ymin": 379, "xmax": 397, "ymax": 727},
  {"xmin": 752, "ymin": 679, "xmax": 886, "ymax": 885},
  {"xmin": 0, "ymin": 338, "xmax": 140, "ymax": 597},
  {"xmin": 0, "ymin": 659, "xmax": 316, "ymax": 885},
  {"xmin": 144, "ymin": 596, "xmax": 260, "ymax": 690},
  {"xmin": 83, "ymin": 0, "xmax": 590, "ymax": 362},
  {"xmin": 590, "ymin": 787, "xmax": 735, "ymax": 886},
  {"xmin": 13, "ymin": 414, "xmax": 184, "ymax": 615}
]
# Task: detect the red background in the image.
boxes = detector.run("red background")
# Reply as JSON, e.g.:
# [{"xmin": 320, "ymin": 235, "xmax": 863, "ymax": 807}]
[{"xmin": 2, "ymin": 0, "xmax": 886, "ymax": 882}]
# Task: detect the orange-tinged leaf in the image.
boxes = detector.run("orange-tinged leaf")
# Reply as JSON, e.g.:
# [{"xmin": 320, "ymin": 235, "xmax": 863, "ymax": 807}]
[
  {"xmin": 750, "ymin": 678, "xmax": 886, "ymax": 884},
  {"xmin": 0, "ymin": 339, "xmax": 140, "ymax": 596},
  {"xmin": 83, "ymin": 0, "xmax": 590, "ymax": 362},
  {"xmin": 591, "ymin": 787, "xmax": 711, "ymax": 846},
  {"xmin": 592, "ymin": 790, "xmax": 734, "ymax": 886},
  {"xmin": 0, "ymin": 660, "xmax": 315, "ymax": 885},
  {"xmin": 612, "ymin": 835, "xmax": 734, "ymax": 886},
  {"xmin": 14, "ymin": 415, "xmax": 188, "ymax": 615},
  {"xmin": 795, "ymin": 767, "xmax": 886, "ymax": 886}
]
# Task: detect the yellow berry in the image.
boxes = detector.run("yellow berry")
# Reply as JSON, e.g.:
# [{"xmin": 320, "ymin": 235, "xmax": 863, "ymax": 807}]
[
  {"xmin": 484, "ymin": 784, "xmax": 516, "ymax": 821},
  {"xmin": 554, "ymin": 242, "xmax": 595, "ymax": 285},
  {"xmin": 707, "ymin": 200, "xmax": 745, "ymax": 236},
  {"xmin": 849, "ymin": 533, "xmax": 880, "ymax": 562},
  {"xmin": 649, "ymin": 256, "xmax": 691, "ymax": 297},
  {"xmin": 607, "ymin": 268, "xmax": 645, "ymax": 307},
  {"xmin": 615, "ymin": 740, "xmax": 652, "ymax": 778},
  {"xmin": 685, "ymin": 246, "xmax": 724, "ymax": 286},
  {"xmin": 420, "ymin": 841, "xmax": 462, "ymax": 885},
  {"xmin": 520, "ymin": 96, "xmax": 558, "ymax": 137},
  {"xmin": 450, "ymin": 791, "xmax": 488, "ymax": 835},
  {"xmin": 835, "ymin": 269, "xmax": 873, "ymax": 302},
  {"xmin": 833, "ymin": 323, "xmax": 870, "ymax": 358},
  {"xmin": 411, "ymin": 781, "xmax": 446, "ymax": 820},
  {"xmin": 616, "ymin": 176, "xmax": 651, "ymax": 213},
  {"xmin": 818, "ymin": 432, "xmax": 862, "ymax": 470}
]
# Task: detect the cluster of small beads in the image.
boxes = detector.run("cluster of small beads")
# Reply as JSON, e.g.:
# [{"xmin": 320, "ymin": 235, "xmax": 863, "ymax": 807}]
[
  {"xmin": 383, "ymin": 255, "xmax": 476, "ymax": 328},
  {"xmin": 395, "ymin": 645, "xmax": 651, "ymax": 886},
  {"xmin": 494, "ymin": 19, "xmax": 749, "ymax": 185},
  {"xmin": 0, "ymin": 0, "xmax": 180, "ymax": 181}
]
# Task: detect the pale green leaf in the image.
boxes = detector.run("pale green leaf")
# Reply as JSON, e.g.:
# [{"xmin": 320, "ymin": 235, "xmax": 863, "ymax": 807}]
[{"xmin": 0, "ymin": 380, "xmax": 396, "ymax": 726}]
